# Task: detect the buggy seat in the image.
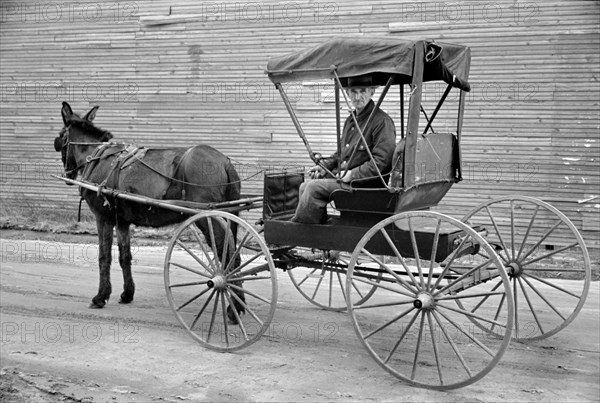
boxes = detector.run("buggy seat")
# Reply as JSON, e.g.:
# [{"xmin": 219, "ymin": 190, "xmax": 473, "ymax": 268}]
[{"xmin": 331, "ymin": 131, "xmax": 460, "ymax": 220}]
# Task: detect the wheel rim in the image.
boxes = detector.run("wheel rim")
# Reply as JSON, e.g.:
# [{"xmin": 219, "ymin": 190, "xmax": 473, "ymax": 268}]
[
  {"xmin": 285, "ymin": 249, "xmax": 379, "ymax": 311},
  {"xmin": 347, "ymin": 211, "xmax": 514, "ymax": 390},
  {"xmin": 462, "ymin": 196, "xmax": 591, "ymax": 341},
  {"xmin": 164, "ymin": 211, "xmax": 277, "ymax": 352}
]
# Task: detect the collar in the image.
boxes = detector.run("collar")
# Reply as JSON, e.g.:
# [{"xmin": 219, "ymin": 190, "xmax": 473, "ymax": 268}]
[{"xmin": 352, "ymin": 100, "xmax": 375, "ymax": 120}]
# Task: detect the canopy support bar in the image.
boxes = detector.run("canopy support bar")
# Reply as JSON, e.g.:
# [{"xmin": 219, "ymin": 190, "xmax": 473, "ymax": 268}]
[
  {"xmin": 335, "ymin": 80, "xmax": 342, "ymax": 176},
  {"xmin": 274, "ymin": 83, "xmax": 336, "ymax": 178},
  {"xmin": 400, "ymin": 85, "xmax": 405, "ymax": 139},
  {"xmin": 423, "ymin": 84, "xmax": 453, "ymax": 135}
]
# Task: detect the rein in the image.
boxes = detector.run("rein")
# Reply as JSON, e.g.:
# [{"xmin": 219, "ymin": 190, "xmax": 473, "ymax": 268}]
[{"xmin": 61, "ymin": 127, "xmax": 259, "ymax": 188}]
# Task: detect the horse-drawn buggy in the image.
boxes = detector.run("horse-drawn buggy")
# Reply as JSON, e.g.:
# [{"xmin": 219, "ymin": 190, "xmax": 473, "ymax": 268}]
[{"xmin": 54, "ymin": 37, "xmax": 591, "ymax": 390}]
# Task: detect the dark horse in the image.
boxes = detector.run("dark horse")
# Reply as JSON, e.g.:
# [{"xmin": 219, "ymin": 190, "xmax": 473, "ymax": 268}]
[{"xmin": 54, "ymin": 102, "xmax": 244, "ymax": 316}]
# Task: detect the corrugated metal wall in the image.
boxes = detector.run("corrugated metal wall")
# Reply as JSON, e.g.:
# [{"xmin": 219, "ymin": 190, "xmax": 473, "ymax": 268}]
[{"xmin": 1, "ymin": 1, "xmax": 598, "ymax": 253}]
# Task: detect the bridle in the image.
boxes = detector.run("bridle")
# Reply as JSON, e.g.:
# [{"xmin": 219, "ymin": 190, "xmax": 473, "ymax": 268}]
[{"xmin": 59, "ymin": 125, "xmax": 105, "ymax": 176}]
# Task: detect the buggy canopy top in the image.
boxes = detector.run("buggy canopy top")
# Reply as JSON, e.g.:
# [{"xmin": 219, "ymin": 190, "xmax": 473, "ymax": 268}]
[{"xmin": 266, "ymin": 36, "xmax": 471, "ymax": 91}]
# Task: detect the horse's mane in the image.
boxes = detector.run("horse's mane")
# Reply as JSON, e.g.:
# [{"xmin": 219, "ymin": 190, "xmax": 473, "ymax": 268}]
[{"xmin": 70, "ymin": 119, "xmax": 114, "ymax": 142}]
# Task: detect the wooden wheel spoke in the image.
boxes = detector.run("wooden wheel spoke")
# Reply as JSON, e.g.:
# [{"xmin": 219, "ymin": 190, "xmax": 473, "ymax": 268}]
[
  {"xmin": 519, "ymin": 219, "xmax": 562, "ymax": 262},
  {"xmin": 170, "ymin": 280, "xmax": 209, "ymax": 288},
  {"xmin": 228, "ymin": 283, "xmax": 271, "ymax": 305},
  {"xmin": 513, "ymin": 280, "xmax": 519, "ymax": 338},
  {"xmin": 351, "ymin": 275, "xmax": 417, "ymax": 299},
  {"xmin": 336, "ymin": 271, "xmax": 347, "ymax": 303},
  {"xmin": 468, "ymin": 280, "xmax": 504, "ymax": 314},
  {"xmin": 205, "ymin": 292, "xmax": 221, "ymax": 343},
  {"xmin": 363, "ymin": 305, "xmax": 415, "ymax": 339},
  {"xmin": 190, "ymin": 289, "xmax": 216, "ymax": 331},
  {"xmin": 484, "ymin": 206, "xmax": 511, "ymax": 263},
  {"xmin": 176, "ymin": 287, "xmax": 212, "ymax": 312},
  {"xmin": 432, "ymin": 311, "xmax": 472, "ymax": 377},
  {"xmin": 296, "ymin": 268, "xmax": 319, "ymax": 287},
  {"xmin": 379, "ymin": 230, "xmax": 421, "ymax": 290},
  {"xmin": 408, "ymin": 217, "xmax": 426, "ymax": 289},
  {"xmin": 169, "ymin": 261, "xmax": 212, "ymax": 278},
  {"xmin": 228, "ymin": 287, "xmax": 264, "ymax": 327},
  {"xmin": 384, "ymin": 310, "xmax": 420, "ymax": 364},
  {"xmin": 361, "ymin": 246, "xmax": 418, "ymax": 295},
  {"xmin": 521, "ymin": 242, "xmax": 579, "ymax": 267},
  {"xmin": 431, "ymin": 234, "xmax": 471, "ymax": 291},
  {"xmin": 353, "ymin": 299, "xmax": 415, "ymax": 310},
  {"xmin": 436, "ymin": 290, "xmax": 506, "ymax": 301},
  {"xmin": 350, "ymin": 276, "xmax": 367, "ymax": 300},
  {"xmin": 225, "ymin": 290, "xmax": 250, "ymax": 341},
  {"xmin": 222, "ymin": 231, "xmax": 252, "ymax": 274},
  {"xmin": 206, "ymin": 217, "xmax": 221, "ymax": 267},
  {"xmin": 435, "ymin": 308, "xmax": 496, "ymax": 357},
  {"xmin": 516, "ymin": 204, "xmax": 540, "ymax": 260},
  {"xmin": 327, "ymin": 269, "xmax": 334, "ymax": 307},
  {"xmin": 491, "ymin": 292, "xmax": 507, "ymax": 334},
  {"xmin": 411, "ymin": 313, "xmax": 427, "ymax": 380},
  {"xmin": 516, "ymin": 277, "xmax": 544, "ymax": 334},
  {"xmin": 310, "ymin": 269, "xmax": 327, "ymax": 300},
  {"xmin": 220, "ymin": 219, "xmax": 232, "ymax": 265},
  {"xmin": 428, "ymin": 220, "xmax": 442, "ymax": 289},
  {"xmin": 175, "ymin": 239, "xmax": 215, "ymax": 275},
  {"xmin": 434, "ymin": 258, "xmax": 494, "ymax": 296},
  {"xmin": 427, "ymin": 311, "xmax": 444, "ymax": 385},
  {"xmin": 225, "ymin": 250, "xmax": 265, "ymax": 278},
  {"xmin": 522, "ymin": 272, "xmax": 581, "ymax": 299},
  {"xmin": 228, "ymin": 275, "xmax": 272, "ymax": 282},
  {"xmin": 509, "ymin": 200, "xmax": 516, "ymax": 259},
  {"xmin": 220, "ymin": 292, "xmax": 230, "ymax": 347},
  {"xmin": 437, "ymin": 302, "xmax": 507, "ymax": 329},
  {"xmin": 189, "ymin": 225, "xmax": 217, "ymax": 273},
  {"xmin": 520, "ymin": 275, "xmax": 567, "ymax": 320}
]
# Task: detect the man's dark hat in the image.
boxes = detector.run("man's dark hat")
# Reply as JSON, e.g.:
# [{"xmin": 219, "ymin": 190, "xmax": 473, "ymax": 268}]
[{"xmin": 342, "ymin": 75, "xmax": 375, "ymax": 88}]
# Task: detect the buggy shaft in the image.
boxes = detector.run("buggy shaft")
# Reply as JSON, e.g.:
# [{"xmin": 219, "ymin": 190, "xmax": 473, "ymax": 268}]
[{"xmin": 51, "ymin": 175, "xmax": 262, "ymax": 215}]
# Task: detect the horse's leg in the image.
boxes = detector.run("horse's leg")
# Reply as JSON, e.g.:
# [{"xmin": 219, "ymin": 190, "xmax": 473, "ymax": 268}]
[
  {"xmin": 116, "ymin": 221, "xmax": 135, "ymax": 304},
  {"xmin": 91, "ymin": 216, "xmax": 114, "ymax": 308}
]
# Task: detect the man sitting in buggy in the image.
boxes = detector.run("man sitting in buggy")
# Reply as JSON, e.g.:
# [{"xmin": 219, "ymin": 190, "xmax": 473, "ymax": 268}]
[{"xmin": 291, "ymin": 75, "xmax": 397, "ymax": 224}]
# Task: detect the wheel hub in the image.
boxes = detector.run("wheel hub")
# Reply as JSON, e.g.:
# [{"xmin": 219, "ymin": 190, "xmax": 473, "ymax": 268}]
[
  {"xmin": 507, "ymin": 262, "xmax": 522, "ymax": 278},
  {"xmin": 207, "ymin": 275, "xmax": 227, "ymax": 290},
  {"xmin": 413, "ymin": 292, "xmax": 435, "ymax": 310}
]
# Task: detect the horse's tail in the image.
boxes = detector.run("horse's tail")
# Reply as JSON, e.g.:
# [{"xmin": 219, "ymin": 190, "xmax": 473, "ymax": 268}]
[{"xmin": 225, "ymin": 159, "xmax": 241, "ymax": 202}]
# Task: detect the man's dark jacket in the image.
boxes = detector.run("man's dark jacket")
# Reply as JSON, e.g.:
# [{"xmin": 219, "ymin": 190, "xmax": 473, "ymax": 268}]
[{"xmin": 322, "ymin": 100, "xmax": 396, "ymax": 187}]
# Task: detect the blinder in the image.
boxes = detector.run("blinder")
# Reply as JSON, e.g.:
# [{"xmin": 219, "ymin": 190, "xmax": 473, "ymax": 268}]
[{"xmin": 54, "ymin": 136, "xmax": 64, "ymax": 152}]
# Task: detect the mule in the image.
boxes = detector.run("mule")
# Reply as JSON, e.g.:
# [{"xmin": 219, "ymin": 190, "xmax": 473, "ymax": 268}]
[{"xmin": 54, "ymin": 102, "xmax": 245, "ymax": 318}]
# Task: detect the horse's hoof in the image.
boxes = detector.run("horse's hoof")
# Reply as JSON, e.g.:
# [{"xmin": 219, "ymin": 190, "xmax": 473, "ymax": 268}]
[
  {"xmin": 90, "ymin": 297, "xmax": 107, "ymax": 309},
  {"xmin": 118, "ymin": 297, "xmax": 133, "ymax": 304},
  {"xmin": 226, "ymin": 305, "xmax": 245, "ymax": 325}
]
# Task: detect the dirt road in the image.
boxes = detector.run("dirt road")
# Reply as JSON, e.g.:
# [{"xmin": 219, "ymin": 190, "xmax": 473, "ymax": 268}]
[{"xmin": 1, "ymin": 234, "xmax": 599, "ymax": 402}]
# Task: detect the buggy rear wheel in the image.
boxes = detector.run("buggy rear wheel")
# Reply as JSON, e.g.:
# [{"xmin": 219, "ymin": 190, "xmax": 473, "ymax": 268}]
[
  {"xmin": 347, "ymin": 211, "xmax": 514, "ymax": 390},
  {"xmin": 285, "ymin": 249, "xmax": 380, "ymax": 311},
  {"xmin": 164, "ymin": 211, "xmax": 277, "ymax": 352},
  {"xmin": 462, "ymin": 196, "xmax": 591, "ymax": 341}
]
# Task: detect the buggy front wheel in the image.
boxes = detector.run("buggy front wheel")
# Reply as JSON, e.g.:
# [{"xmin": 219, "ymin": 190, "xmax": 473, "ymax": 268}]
[{"xmin": 164, "ymin": 211, "xmax": 277, "ymax": 352}]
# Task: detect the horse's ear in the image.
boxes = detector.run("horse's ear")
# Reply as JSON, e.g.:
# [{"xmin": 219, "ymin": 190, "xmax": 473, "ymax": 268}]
[
  {"xmin": 61, "ymin": 101, "xmax": 73, "ymax": 125},
  {"xmin": 84, "ymin": 106, "xmax": 99, "ymax": 122}
]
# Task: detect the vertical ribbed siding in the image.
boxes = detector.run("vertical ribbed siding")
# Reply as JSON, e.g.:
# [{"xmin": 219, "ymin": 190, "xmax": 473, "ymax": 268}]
[{"xmin": 0, "ymin": 1, "xmax": 598, "ymax": 253}]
